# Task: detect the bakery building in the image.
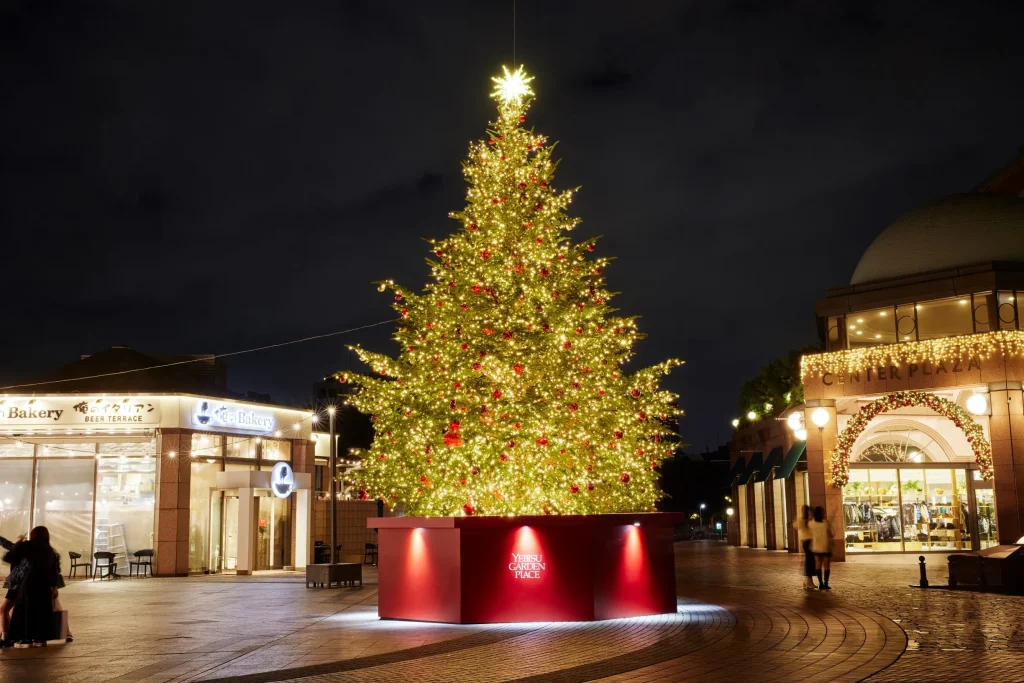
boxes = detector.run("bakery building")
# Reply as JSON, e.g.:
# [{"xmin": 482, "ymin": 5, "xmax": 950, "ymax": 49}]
[
  {"xmin": 730, "ymin": 153, "xmax": 1024, "ymax": 560},
  {"xmin": 0, "ymin": 346, "xmax": 317, "ymax": 575}
]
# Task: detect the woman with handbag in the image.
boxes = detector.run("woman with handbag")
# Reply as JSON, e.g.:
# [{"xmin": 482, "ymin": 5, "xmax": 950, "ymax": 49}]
[
  {"xmin": 793, "ymin": 505, "xmax": 816, "ymax": 590},
  {"xmin": 2, "ymin": 526, "xmax": 63, "ymax": 647},
  {"xmin": 807, "ymin": 506, "xmax": 834, "ymax": 590}
]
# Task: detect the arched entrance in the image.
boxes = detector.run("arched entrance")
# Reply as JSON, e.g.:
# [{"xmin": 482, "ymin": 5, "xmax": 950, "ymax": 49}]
[
  {"xmin": 830, "ymin": 390, "xmax": 993, "ymax": 488},
  {"xmin": 833, "ymin": 391, "xmax": 997, "ymax": 553}
]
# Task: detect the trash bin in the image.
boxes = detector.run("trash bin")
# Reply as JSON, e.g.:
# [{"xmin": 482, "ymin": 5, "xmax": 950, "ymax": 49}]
[{"xmin": 314, "ymin": 544, "xmax": 330, "ymax": 565}]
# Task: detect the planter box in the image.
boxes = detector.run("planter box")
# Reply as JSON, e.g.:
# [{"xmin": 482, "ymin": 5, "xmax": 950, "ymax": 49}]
[
  {"xmin": 368, "ymin": 512, "xmax": 683, "ymax": 623},
  {"xmin": 305, "ymin": 562, "xmax": 362, "ymax": 588}
]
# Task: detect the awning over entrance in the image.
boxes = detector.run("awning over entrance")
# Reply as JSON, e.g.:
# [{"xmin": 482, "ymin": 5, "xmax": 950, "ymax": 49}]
[
  {"xmin": 729, "ymin": 456, "xmax": 746, "ymax": 485},
  {"xmin": 776, "ymin": 442, "xmax": 807, "ymax": 480},
  {"xmin": 755, "ymin": 446, "xmax": 784, "ymax": 482},
  {"xmin": 738, "ymin": 452, "xmax": 762, "ymax": 485}
]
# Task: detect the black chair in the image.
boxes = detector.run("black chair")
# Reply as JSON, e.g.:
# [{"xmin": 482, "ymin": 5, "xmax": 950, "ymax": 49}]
[
  {"xmin": 93, "ymin": 551, "xmax": 117, "ymax": 580},
  {"xmin": 130, "ymin": 549, "xmax": 154, "ymax": 577},
  {"xmin": 363, "ymin": 543, "xmax": 378, "ymax": 566},
  {"xmin": 68, "ymin": 551, "xmax": 92, "ymax": 579}
]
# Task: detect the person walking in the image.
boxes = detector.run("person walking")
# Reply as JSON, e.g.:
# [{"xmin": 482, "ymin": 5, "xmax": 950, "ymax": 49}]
[
  {"xmin": 807, "ymin": 506, "xmax": 834, "ymax": 590},
  {"xmin": 794, "ymin": 505, "xmax": 815, "ymax": 589},
  {"xmin": 2, "ymin": 527, "xmax": 63, "ymax": 647}
]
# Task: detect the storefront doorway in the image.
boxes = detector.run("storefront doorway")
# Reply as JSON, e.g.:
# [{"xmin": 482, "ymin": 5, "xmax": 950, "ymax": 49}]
[
  {"xmin": 971, "ymin": 477, "xmax": 998, "ymax": 549},
  {"xmin": 256, "ymin": 493, "xmax": 291, "ymax": 569}
]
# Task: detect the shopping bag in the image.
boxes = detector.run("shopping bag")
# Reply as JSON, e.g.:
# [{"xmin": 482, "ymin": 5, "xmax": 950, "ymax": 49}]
[{"xmin": 50, "ymin": 610, "xmax": 69, "ymax": 641}]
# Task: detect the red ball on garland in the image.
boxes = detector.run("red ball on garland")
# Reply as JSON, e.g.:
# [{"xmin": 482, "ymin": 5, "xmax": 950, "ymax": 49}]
[
  {"xmin": 492, "ymin": 389, "xmax": 502, "ymax": 399},
  {"xmin": 519, "ymin": 115, "xmax": 526, "ymax": 122},
  {"xmin": 620, "ymin": 473, "xmax": 630, "ymax": 483},
  {"xmin": 472, "ymin": 362, "xmax": 482, "ymax": 371},
  {"xmin": 463, "ymin": 503, "xmax": 475, "ymax": 516},
  {"xmin": 570, "ymin": 484, "xmax": 579, "ymax": 494},
  {"xmin": 536, "ymin": 436, "xmax": 549, "ymax": 446},
  {"xmin": 569, "ymin": 403, "xmax": 579, "ymax": 412},
  {"xmin": 358, "ymin": 489, "xmax": 368, "ymax": 500},
  {"xmin": 614, "ymin": 430, "xmax": 624, "ymax": 439},
  {"xmin": 587, "ymin": 481, "xmax": 595, "ymax": 491},
  {"xmin": 514, "ymin": 363, "xmax": 524, "ymax": 375}
]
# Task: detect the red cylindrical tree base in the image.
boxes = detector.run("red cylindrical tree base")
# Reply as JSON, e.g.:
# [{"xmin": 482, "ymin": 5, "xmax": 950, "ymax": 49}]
[{"xmin": 368, "ymin": 513, "xmax": 683, "ymax": 624}]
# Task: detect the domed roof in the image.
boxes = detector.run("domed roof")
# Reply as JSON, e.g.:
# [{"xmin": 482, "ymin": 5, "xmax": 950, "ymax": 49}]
[{"xmin": 851, "ymin": 193, "xmax": 1024, "ymax": 285}]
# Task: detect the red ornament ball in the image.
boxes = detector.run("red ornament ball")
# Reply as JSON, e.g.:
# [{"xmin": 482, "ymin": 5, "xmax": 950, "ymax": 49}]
[
  {"xmin": 463, "ymin": 503, "xmax": 475, "ymax": 516},
  {"xmin": 570, "ymin": 484, "xmax": 580, "ymax": 494},
  {"xmin": 620, "ymin": 473, "xmax": 631, "ymax": 483}
]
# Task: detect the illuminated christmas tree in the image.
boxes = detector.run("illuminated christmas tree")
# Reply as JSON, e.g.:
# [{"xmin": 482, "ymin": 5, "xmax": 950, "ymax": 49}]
[{"xmin": 337, "ymin": 67, "xmax": 682, "ymax": 516}]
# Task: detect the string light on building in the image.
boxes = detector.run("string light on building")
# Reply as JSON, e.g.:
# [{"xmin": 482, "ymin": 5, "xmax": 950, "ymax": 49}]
[{"xmin": 801, "ymin": 329, "xmax": 1024, "ymax": 378}]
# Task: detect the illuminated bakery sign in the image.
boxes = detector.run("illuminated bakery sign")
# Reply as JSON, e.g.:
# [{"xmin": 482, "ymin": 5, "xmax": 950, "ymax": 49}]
[
  {"xmin": 508, "ymin": 553, "xmax": 546, "ymax": 580},
  {"xmin": 192, "ymin": 400, "xmax": 275, "ymax": 432},
  {"xmin": 0, "ymin": 397, "xmax": 160, "ymax": 427}
]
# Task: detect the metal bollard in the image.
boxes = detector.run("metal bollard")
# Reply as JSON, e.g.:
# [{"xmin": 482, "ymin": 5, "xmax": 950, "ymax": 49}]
[{"xmin": 918, "ymin": 555, "xmax": 929, "ymax": 588}]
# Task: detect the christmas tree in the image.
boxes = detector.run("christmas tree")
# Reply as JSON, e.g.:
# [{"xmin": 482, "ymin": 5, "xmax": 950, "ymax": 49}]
[{"xmin": 337, "ymin": 66, "xmax": 682, "ymax": 516}]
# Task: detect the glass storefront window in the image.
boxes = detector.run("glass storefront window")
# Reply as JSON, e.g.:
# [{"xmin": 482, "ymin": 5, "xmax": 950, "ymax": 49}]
[
  {"xmin": 975, "ymin": 487, "xmax": 998, "ymax": 549},
  {"xmin": 0, "ymin": 460, "xmax": 33, "ymax": 541},
  {"xmin": 256, "ymin": 495, "xmax": 291, "ymax": 569},
  {"xmin": 225, "ymin": 436, "xmax": 256, "ymax": 459},
  {"xmin": 35, "ymin": 458, "xmax": 96, "ymax": 562},
  {"xmin": 917, "ymin": 297, "xmax": 973, "ymax": 341},
  {"xmin": 189, "ymin": 461, "xmax": 221, "ymax": 572},
  {"xmin": 843, "ymin": 468, "xmax": 901, "ymax": 552},
  {"xmin": 973, "ymin": 291, "xmax": 994, "ymax": 333},
  {"xmin": 261, "ymin": 439, "xmax": 291, "ymax": 462},
  {"xmin": 997, "ymin": 291, "xmax": 1018, "ymax": 330},
  {"xmin": 896, "ymin": 303, "xmax": 917, "ymax": 342},
  {"xmin": 38, "ymin": 442, "xmax": 97, "ymax": 457},
  {"xmin": 899, "ymin": 469, "xmax": 968, "ymax": 552},
  {"xmin": 847, "ymin": 307, "xmax": 896, "ymax": 347},
  {"xmin": 0, "ymin": 441, "xmax": 35, "ymax": 458},
  {"xmin": 95, "ymin": 448, "xmax": 156, "ymax": 573},
  {"xmin": 192, "ymin": 433, "xmax": 224, "ymax": 460},
  {"xmin": 827, "ymin": 316, "xmax": 844, "ymax": 351}
]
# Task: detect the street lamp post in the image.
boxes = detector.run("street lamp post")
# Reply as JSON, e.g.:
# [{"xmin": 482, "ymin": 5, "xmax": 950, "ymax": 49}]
[
  {"xmin": 698, "ymin": 503, "xmax": 706, "ymax": 530},
  {"xmin": 726, "ymin": 506, "xmax": 734, "ymax": 540},
  {"xmin": 329, "ymin": 406, "xmax": 337, "ymax": 565}
]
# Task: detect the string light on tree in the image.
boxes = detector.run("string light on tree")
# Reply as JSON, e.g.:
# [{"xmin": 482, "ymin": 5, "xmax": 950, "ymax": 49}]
[{"xmin": 337, "ymin": 66, "xmax": 683, "ymax": 517}]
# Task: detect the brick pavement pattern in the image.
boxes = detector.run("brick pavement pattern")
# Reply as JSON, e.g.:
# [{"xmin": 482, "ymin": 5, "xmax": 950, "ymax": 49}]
[{"xmin": 2, "ymin": 543, "xmax": 1023, "ymax": 682}]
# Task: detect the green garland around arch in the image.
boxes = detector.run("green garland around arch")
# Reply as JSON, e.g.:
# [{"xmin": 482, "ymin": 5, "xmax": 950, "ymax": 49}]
[{"xmin": 830, "ymin": 390, "xmax": 993, "ymax": 488}]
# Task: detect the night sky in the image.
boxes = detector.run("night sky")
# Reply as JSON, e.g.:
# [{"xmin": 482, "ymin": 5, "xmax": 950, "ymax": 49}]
[{"xmin": 3, "ymin": 1, "xmax": 1024, "ymax": 451}]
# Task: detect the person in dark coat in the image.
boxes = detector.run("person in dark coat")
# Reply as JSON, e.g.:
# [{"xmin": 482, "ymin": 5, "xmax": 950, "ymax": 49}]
[{"xmin": 2, "ymin": 526, "xmax": 62, "ymax": 647}]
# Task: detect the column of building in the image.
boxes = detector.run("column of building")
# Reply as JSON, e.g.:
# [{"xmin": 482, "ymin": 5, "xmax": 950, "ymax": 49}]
[
  {"xmin": 803, "ymin": 400, "xmax": 844, "ymax": 562},
  {"xmin": 988, "ymin": 381, "xmax": 1024, "ymax": 544},
  {"xmin": 154, "ymin": 428, "xmax": 193, "ymax": 576}
]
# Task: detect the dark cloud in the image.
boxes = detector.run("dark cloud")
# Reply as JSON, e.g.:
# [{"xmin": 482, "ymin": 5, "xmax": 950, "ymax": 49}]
[{"xmin": 2, "ymin": 0, "xmax": 1023, "ymax": 449}]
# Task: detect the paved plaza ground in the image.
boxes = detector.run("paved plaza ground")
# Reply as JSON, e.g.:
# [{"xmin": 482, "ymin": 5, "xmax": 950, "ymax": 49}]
[{"xmin": 3, "ymin": 542, "xmax": 1024, "ymax": 682}]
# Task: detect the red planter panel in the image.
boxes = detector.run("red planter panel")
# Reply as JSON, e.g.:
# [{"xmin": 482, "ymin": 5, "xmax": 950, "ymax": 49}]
[{"xmin": 369, "ymin": 513, "xmax": 682, "ymax": 624}]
